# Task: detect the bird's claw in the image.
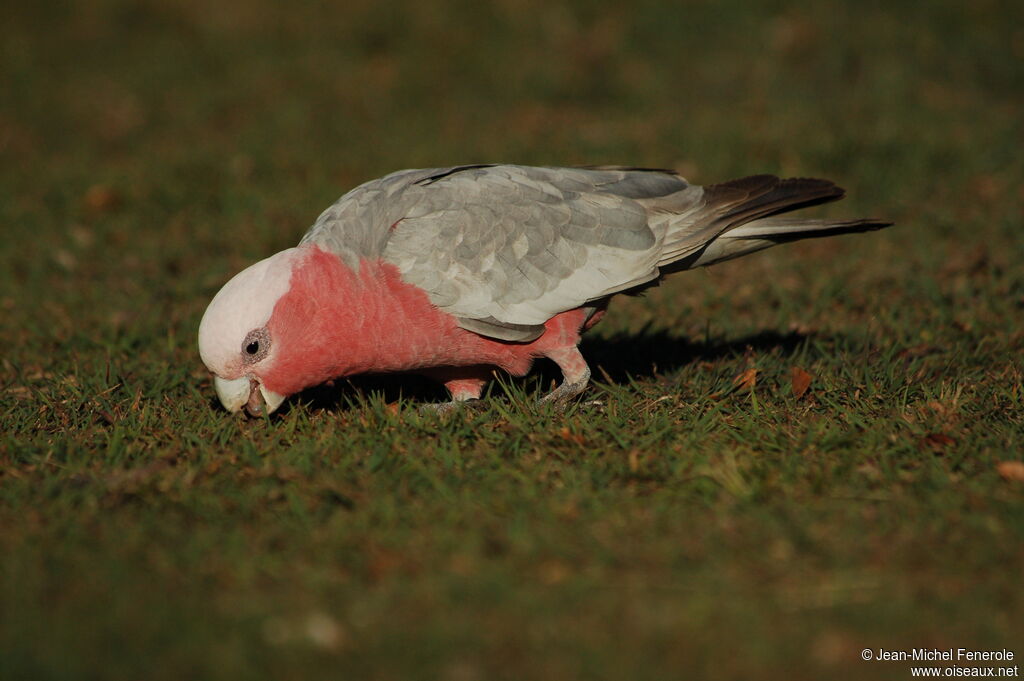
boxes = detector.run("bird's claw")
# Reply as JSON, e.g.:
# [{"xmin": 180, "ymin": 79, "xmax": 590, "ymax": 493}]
[
  {"xmin": 419, "ymin": 399, "xmax": 486, "ymax": 416},
  {"xmin": 537, "ymin": 376, "xmax": 590, "ymax": 412}
]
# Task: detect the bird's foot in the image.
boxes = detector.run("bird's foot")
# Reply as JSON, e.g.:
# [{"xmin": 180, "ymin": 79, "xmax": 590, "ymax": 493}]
[
  {"xmin": 419, "ymin": 399, "xmax": 487, "ymax": 416},
  {"xmin": 537, "ymin": 366, "xmax": 591, "ymax": 411}
]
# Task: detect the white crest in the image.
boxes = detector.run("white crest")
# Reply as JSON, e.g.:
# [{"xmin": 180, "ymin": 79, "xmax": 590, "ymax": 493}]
[{"xmin": 198, "ymin": 248, "xmax": 300, "ymax": 377}]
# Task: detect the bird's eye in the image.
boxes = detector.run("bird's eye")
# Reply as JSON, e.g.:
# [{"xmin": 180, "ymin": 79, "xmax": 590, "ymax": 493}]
[{"xmin": 241, "ymin": 328, "xmax": 270, "ymax": 363}]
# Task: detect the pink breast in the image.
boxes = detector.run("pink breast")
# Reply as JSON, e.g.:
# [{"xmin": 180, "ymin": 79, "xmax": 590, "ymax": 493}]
[{"xmin": 261, "ymin": 247, "xmax": 588, "ymax": 396}]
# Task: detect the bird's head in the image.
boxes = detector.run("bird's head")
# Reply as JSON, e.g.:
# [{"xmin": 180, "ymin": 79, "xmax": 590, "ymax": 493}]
[
  {"xmin": 198, "ymin": 247, "xmax": 307, "ymax": 416},
  {"xmin": 200, "ymin": 244, "xmax": 413, "ymax": 415}
]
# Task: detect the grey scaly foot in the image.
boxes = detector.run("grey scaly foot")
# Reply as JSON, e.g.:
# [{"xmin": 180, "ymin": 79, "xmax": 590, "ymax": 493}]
[
  {"xmin": 538, "ymin": 365, "xmax": 591, "ymax": 409},
  {"xmin": 419, "ymin": 399, "xmax": 486, "ymax": 415},
  {"xmin": 418, "ymin": 367, "xmax": 491, "ymax": 415}
]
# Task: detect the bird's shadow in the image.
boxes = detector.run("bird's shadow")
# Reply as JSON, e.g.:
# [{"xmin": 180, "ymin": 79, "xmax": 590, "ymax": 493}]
[{"xmin": 279, "ymin": 327, "xmax": 817, "ymax": 414}]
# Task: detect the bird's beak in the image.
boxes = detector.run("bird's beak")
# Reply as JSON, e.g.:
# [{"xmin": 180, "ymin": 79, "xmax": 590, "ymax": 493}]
[{"xmin": 213, "ymin": 375, "xmax": 286, "ymax": 416}]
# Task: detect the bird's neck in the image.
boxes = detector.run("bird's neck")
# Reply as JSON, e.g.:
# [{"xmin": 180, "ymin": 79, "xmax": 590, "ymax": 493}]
[{"xmin": 261, "ymin": 246, "xmax": 469, "ymax": 396}]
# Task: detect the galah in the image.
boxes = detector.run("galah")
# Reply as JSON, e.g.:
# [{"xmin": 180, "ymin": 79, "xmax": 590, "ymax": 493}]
[{"xmin": 198, "ymin": 165, "xmax": 890, "ymax": 416}]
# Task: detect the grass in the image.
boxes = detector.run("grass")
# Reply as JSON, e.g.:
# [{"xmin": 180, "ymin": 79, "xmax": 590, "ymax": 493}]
[{"xmin": 1, "ymin": 0, "xmax": 1023, "ymax": 679}]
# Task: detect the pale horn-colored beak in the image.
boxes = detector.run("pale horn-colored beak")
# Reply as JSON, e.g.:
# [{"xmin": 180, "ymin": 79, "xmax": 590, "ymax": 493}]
[{"xmin": 213, "ymin": 375, "xmax": 286, "ymax": 416}]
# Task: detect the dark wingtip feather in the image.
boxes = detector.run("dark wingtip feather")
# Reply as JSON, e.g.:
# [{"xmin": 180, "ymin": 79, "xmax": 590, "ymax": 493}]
[
  {"xmin": 576, "ymin": 164, "xmax": 681, "ymax": 175},
  {"xmin": 703, "ymin": 175, "xmax": 849, "ymax": 229},
  {"xmin": 714, "ymin": 175, "xmax": 846, "ymax": 204},
  {"xmin": 861, "ymin": 219, "xmax": 894, "ymax": 230}
]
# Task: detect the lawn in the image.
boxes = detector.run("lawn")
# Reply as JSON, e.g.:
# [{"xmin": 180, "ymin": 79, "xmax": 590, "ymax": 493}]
[{"xmin": 1, "ymin": 1, "xmax": 1022, "ymax": 679}]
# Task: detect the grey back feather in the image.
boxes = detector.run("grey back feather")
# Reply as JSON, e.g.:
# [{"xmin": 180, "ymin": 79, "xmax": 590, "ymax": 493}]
[
  {"xmin": 303, "ymin": 165, "xmax": 692, "ymax": 340},
  {"xmin": 301, "ymin": 165, "xmax": 887, "ymax": 342}
]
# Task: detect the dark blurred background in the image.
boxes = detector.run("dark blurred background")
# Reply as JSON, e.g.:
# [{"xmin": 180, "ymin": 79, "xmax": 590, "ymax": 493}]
[{"xmin": 3, "ymin": 0, "xmax": 1020, "ymax": 347}]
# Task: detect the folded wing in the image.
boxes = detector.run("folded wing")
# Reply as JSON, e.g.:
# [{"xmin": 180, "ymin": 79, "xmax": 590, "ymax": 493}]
[
  {"xmin": 382, "ymin": 165, "xmax": 690, "ymax": 341},
  {"xmin": 303, "ymin": 165, "xmax": 887, "ymax": 343}
]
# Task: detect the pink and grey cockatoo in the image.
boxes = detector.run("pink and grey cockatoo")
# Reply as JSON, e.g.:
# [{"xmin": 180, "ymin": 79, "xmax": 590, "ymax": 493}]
[{"xmin": 198, "ymin": 165, "xmax": 889, "ymax": 415}]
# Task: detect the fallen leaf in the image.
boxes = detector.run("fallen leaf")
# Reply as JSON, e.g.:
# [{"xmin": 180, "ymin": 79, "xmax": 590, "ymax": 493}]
[
  {"xmin": 558, "ymin": 427, "xmax": 586, "ymax": 445},
  {"xmin": 897, "ymin": 344, "xmax": 940, "ymax": 359},
  {"xmin": 70, "ymin": 224, "xmax": 95, "ymax": 248},
  {"xmin": 366, "ymin": 548, "xmax": 401, "ymax": 583},
  {"xmin": 538, "ymin": 560, "xmax": 569, "ymax": 585},
  {"xmin": 996, "ymin": 461, "xmax": 1024, "ymax": 482},
  {"xmin": 53, "ymin": 249, "xmax": 77, "ymax": 271},
  {"xmin": 732, "ymin": 368, "xmax": 758, "ymax": 392},
  {"xmin": 304, "ymin": 612, "xmax": 346, "ymax": 651},
  {"xmin": 918, "ymin": 433, "xmax": 956, "ymax": 453},
  {"xmin": 83, "ymin": 184, "xmax": 123, "ymax": 213},
  {"xmin": 627, "ymin": 448, "xmax": 640, "ymax": 473},
  {"xmin": 790, "ymin": 366, "xmax": 813, "ymax": 399}
]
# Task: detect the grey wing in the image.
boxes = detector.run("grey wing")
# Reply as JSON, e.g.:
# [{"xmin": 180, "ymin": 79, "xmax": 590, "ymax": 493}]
[
  {"xmin": 382, "ymin": 165, "xmax": 690, "ymax": 341},
  {"xmin": 300, "ymin": 167, "xmax": 470, "ymax": 268},
  {"xmin": 302, "ymin": 166, "xmax": 873, "ymax": 343}
]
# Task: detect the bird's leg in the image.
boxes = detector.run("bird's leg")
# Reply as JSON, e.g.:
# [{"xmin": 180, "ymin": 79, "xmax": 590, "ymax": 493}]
[
  {"xmin": 419, "ymin": 367, "xmax": 490, "ymax": 415},
  {"xmin": 538, "ymin": 345, "xmax": 591, "ymax": 409}
]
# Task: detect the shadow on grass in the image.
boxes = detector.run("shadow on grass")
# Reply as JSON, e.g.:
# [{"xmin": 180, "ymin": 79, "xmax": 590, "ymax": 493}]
[{"xmin": 275, "ymin": 328, "xmax": 817, "ymax": 414}]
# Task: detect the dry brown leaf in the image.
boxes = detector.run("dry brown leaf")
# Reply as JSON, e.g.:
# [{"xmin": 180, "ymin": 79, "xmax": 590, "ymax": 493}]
[
  {"xmin": 366, "ymin": 547, "xmax": 401, "ymax": 583},
  {"xmin": 897, "ymin": 344, "xmax": 940, "ymax": 359},
  {"xmin": 627, "ymin": 448, "xmax": 640, "ymax": 473},
  {"xmin": 538, "ymin": 560, "xmax": 570, "ymax": 585},
  {"xmin": 790, "ymin": 366, "xmax": 813, "ymax": 399},
  {"xmin": 918, "ymin": 433, "xmax": 956, "ymax": 453},
  {"xmin": 996, "ymin": 461, "xmax": 1024, "ymax": 482},
  {"xmin": 732, "ymin": 368, "xmax": 758, "ymax": 392},
  {"xmin": 558, "ymin": 427, "xmax": 586, "ymax": 445},
  {"xmin": 83, "ymin": 184, "xmax": 122, "ymax": 213}
]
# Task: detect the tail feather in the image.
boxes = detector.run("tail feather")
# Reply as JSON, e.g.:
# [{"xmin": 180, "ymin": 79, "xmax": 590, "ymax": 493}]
[
  {"xmin": 685, "ymin": 217, "xmax": 894, "ymax": 269},
  {"xmin": 702, "ymin": 175, "xmax": 846, "ymax": 229},
  {"xmin": 728, "ymin": 217, "xmax": 893, "ymax": 240},
  {"xmin": 655, "ymin": 174, "xmax": 892, "ymax": 270}
]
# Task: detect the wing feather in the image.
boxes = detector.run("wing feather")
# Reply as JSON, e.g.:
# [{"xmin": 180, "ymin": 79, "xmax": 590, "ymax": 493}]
[
  {"xmin": 301, "ymin": 165, "xmax": 746, "ymax": 341},
  {"xmin": 376, "ymin": 166, "xmax": 677, "ymax": 338},
  {"xmin": 300, "ymin": 166, "xmax": 878, "ymax": 342}
]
